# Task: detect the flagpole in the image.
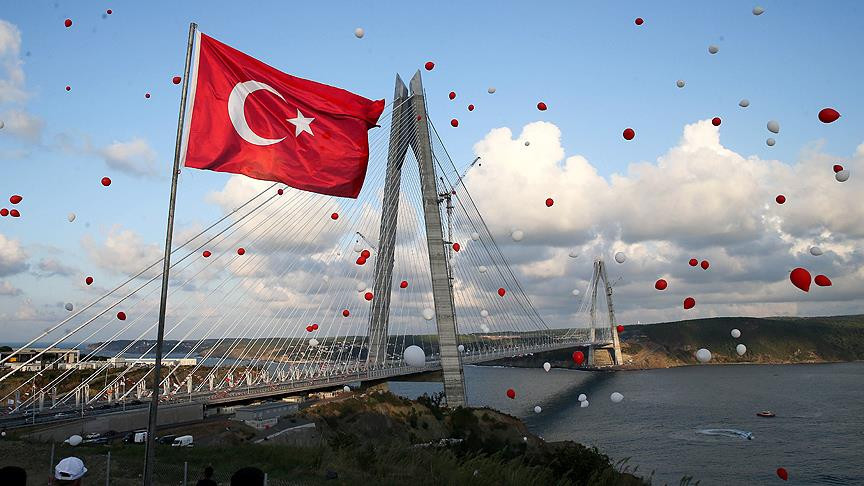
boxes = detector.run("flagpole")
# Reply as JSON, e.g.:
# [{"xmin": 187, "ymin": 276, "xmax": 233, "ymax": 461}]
[{"xmin": 143, "ymin": 21, "xmax": 197, "ymax": 486}]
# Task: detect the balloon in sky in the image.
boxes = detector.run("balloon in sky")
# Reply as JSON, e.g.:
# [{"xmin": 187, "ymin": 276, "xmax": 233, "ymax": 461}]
[
  {"xmin": 85, "ymin": 276, "xmax": 93, "ymax": 285},
  {"xmin": 480, "ymin": 309, "xmax": 489, "ymax": 317},
  {"xmin": 578, "ymin": 393, "xmax": 587, "ymax": 402},
  {"xmin": 712, "ymin": 117, "xmax": 722, "ymax": 126},
  {"xmin": 0, "ymin": 120, "xmax": 4, "ymax": 129},
  {"xmin": 572, "ymin": 289, "xmax": 580, "ymax": 296},
  {"xmin": 634, "ymin": 17, "xmax": 643, "ymax": 25},
  {"xmin": 790, "ymin": 267, "xmax": 811, "ymax": 292},
  {"xmin": 353, "ymin": 241, "xmax": 363, "ymax": 252},
  {"xmin": 343, "ymin": 385, "xmax": 351, "ymax": 392},
  {"xmin": 833, "ymin": 164, "xmax": 843, "ymax": 173},
  {"xmin": 569, "ymin": 249, "xmax": 579, "ymax": 258},
  {"xmin": 450, "ymin": 119, "xmax": 459, "ymax": 127},
  {"xmin": 736, "ymin": 344, "xmax": 747, "ymax": 356},
  {"xmin": 422, "ymin": 308, "xmax": 435, "ymax": 320},
  {"xmin": 580, "ymin": 400, "xmax": 589, "ymax": 408},
  {"xmin": 835, "ymin": 170, "xmax": 850, "ymax": 182},
  {"xmin": 478, "ymin": 265, "xmax": 487, "ymax": 273},
  {"xmin": 537, "ymin": 102, "xmax": 547, "ymax": 111},
  {"xmin": 524, "ymin": 141, "xmax": 530, "ymax": 146},
  {"xmin": 610, "ymin": 392, "xmax": 624, "ymax": 403},
  {"xmin": 506, "ymin": 388, "xmax": 516, "ymax": 399},
  {"xmin": 67, "ymin": 213, "xmax": 76, "ymax": 222},
  {"xmin": 655, "ymin": 279, "xmax": 668, "ymax": 290},
  {"xmin": 708, "ymin": 45, "xmax": 719, "ymax": 54},
  {"xmin": 471, "ymin": 232, "xmax": 480, "ymax": 241},
  {"xmin": 739, "ymin": 99, "xmax": 750, "ymax": 108},
  {"xmin": 364, "ymin": 292, "xmax": 373, "ymax": 301},
  {"xmin": 695, "ymin": 348, "xmax": 712, "ymax": 363},
  {"xmin": 9, "ymin": 209, "xmax": 19, "ymax": 217},
  {"xmin": 361, "ymin": 249, "xmax": 371, "ymax": 258},
  {"xmin": 424, "ymin": 61, "xmax": 435, "ymax": 71},
  {"xmin": 116, "ymin": 311, "xmax": 126, "ymax": 320},
  {"xmin": 511, "ymin": 230, "xmax": 524, "ymax": 241},
  {"xmin": 356, "ymin": 281, "xmax": 367, "ymax": 292},
  {"xmin": 0, "ymin": 209, "xmax": 8, "ymax": 217},
  {"xmin": 767, "ymin": 138, "xmax": 776, "ymax": 146},
  {"xmin": 622, "ymin": 128, "xmax": 635, "ymax": 140},
  {"xmin": 776, "ymin": 468, "xmax": 788, "ymax": 481},
  {"xmin": 700, "ymin": 260, "xmax": 710, "ymax": 270},
  {"xmin": 809, "ymin": 246, "xmax": 823, "ymax": 256},
  {"xmin": 497, "ymin": 288, "xmax": 506, "ymax": 297},
  {"xmin": 468, "ymin": 104, "xmax": 475, "ymax": 111},
  {"xmin": 448, "ymin": 91, "xmax": 456, "ymax": 100},
  {"xmin": 64, "ymin": 19, "xmax": 72, "ymax": 28},
  {"xmin": 767, "ymin": 120, "xmax": 780, "ymax": 133},
  {"xmin": 487, "ymin": 87, "xmax": 496, "ymax": 94},
  {"xmin": 684, "ymin": 297, "xmax": 696, "ymax": 309},
  {"xmin": 753, "ymin": 6, "xmax": 765, "ymax": 15},
  {"xmin": 458, "ymin": 344, "xmax": 464, "ymax": 352},
  {"xmin": 731, "ymin": 328, "xmax": 741, "ymax": 338},
  {"xmin": 775, "ymin": 194, "xmax": 785, "ymax": 204},
  {"xmin": 202, "ymin": 250, "xmax": 211, "ymax": 257},
  {"xmin": 543, "ymin": 362, "xmax": 551, "ymax": 372},
  {"xmin": 172, "ymin": 76, "xmax": 182, "ymax": 85},
  {"xmin": 614, "ymin": 252, "xmax": 626, "ymax": 264},
  {"xmin": 689, "ymin": 258, "xmax": 698, "ymax": 267},
  {"xmin": 545, "ymin": 198, "xmax": 554, "ymax": 207},
  {"xmin": 354, "ymin": 27, "xmax": 364, "ymax": 38},
  {"xmin": 101, "ymin": 177, "xmax": 111, "ymax": 186},
  {"xmin": 309, "ymin": 338, "xmax": 319, "ymax": 347},
  {"xmin": 9, "ymin": 195, "xmax": 22, "ymax": 204},
  {"xmin": 237, "ymin": 248, "xmax": 245, "ymax": 255},
  {"xmin": 400, "ymin": 280, "xmax": 408, "ymax": 288},
  {"xmin": 342, "ymin": 309, "xmax": 350, "ymax": 317},
  {"xmin": 814, "ymin": 275, "xmax": 832, "ymax": 287},
  {"xmin": 572, "ymin": 351, "xmax": 585, "ymax": 365},
  {"xmin": 818, "ymin": 108, "xmax": 840, "ymax": 123},
  {"xmin": 452, "ymin": 242, "xmax": 461, "ymax": 252},
  {"xmin": 616, "ymin": 325, "xmax": 624, "ymax": 333},
  {"xmin": 676, "ymin": 80, "xmax": 685, "ymax": 88},
  {"xmin": 65, "ymin": 303, "xmax": 73, "ymax": 311},
  {"xmin": 534, "ymin": 405, "xmax": 542, "ymax": 413},
  {"xmin": 330, "ymin": 212, "xmax": 339, "ymax": 220},
  {"xmin": 66, "ymin": 435, "xmax": 82, "ymax": 446}
]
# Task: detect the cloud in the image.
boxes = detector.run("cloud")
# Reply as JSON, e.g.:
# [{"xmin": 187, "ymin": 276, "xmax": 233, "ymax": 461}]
[
  {"xmin": 82, "ymin": 225, "xmax": 163, "ymax": 276},
  {"xmin": 14, "ymin": 299, "xmax": 36, "ymax": 320},
  {"xmin": 97, "ymin": 138, "xmax": 160, "ymax": 177},
  {"xmin": 0, "ymin": 280, "xmax": 21, "ymax": 296},
  {"xmin": 0, "ymin": 19, "xmax": 27, "ymax": 103},
  {"xmin": 0, "ymin": 108, "xmax": 42, "ymax": 141},
  {"xmin": 34, "ymin": 257, "xmax": 77, "ymax": 277},
  {"xmin": 0, "ymin": 232, "xmax": 28, "ymax": 277}
]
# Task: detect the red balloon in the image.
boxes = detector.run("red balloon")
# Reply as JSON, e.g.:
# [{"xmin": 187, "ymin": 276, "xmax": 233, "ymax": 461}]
[
  {"xmin": 833, "ymin": 164, "xmax": 844, "ymax": 173},
  {"xmin": 776, "ymin": 467, "xmax": 788, "ymax": 481},
  {"xmin": 306, "ymin": 325, "xmax": 314, "ymax": 332},
  {"xmin": 417, "ymin": 115, "xmax": 422, "ymax": 121},
  {"xmin": 9, "ymin": 195, "xmax": 22, "ymax": 204},
  {"xmin": 330, "ymin": 212, "xmax": 339, "ymax": 220},
  {"xmin": 711, "ymin": 117, "xmax": 722, "ymax": 126},
  {"xmin": 116, "ymin": 311, "xmax": 126, "ymax": 321},
  {"xmin": 361, "ymin": 249, "xmax": 371, "ymax": 258},
  {"xmin": 467, "ymin": 104, "xmax": 474, "ymax": 111},
  {"xmin": 101, "ymin": 177, "xmax": 111, "ymax": 186},
  {"xmin": 400, "ymin": 280, "xmax": 408, "ymax": 288},
  {"xmin": 635, "ymin": 17, "xmax": 644, "ymax": 25},
  {"xmin": 64, "ymin": 19, "xmax": 72, "ymax": 28},
  {"xmin": 814, "ymin": 274, "xmax": 832, "ymax": 287},
  {"xmin": 356, "ymin": 256, "xmax": 366, "ymax": 265},
  {"xmin": 452, "ymin": 243, "xmax": 460, "ymax": 252},
  {"xmin": 497, "ymin": 288, "xmax": 506, "ymax": 297},
  {"xmin": 775, "ymin": 194, "xmax": 786, "ymax": 204},
  {"xmin": 65, "ymin": 86, "xmax": 71, "ymax": 91},
  {"xmin": 277, "ymin": 188, "xmax": 284, "ymax": 195},
  {"xmin": 342, "ymin": 309, "xmax": 350, "ymax": 317},
  {"xmin": 545, "ymin": 198, "xmax": 554, "ymax": 207},
  {"xmin": 616, "ymin": 324, "xmax": 624, "ymax": 333},
  {"xmin": 172, "ymin": 76, "xmax": 182, "ymax": 85},
  {"xmin": 364, "ymin": 292, "xmax": 373, "ymax": 301},
  {"xmin": 572, "ymin": 351, "xmax": 585, "ymax": 365},
  {"xmin": 448, "ymin": 91, "xmax": 456, "ymax": 100},
  {"xmin": 145, "ymin": 93, "xmax": 151, "ymax": 99},
  {"xmin": 689, "ymin": 258, "xmax": 698, "ymax": 267},
  {"xmin": 106, "ymin": 9, "xmax": 112, "ymax": 15},
  {"xmin": 450, "ymin": 119, "xmax": 459, "ymax": 127},
  {"xmin": 818, "ymin": 108, "xmax": 840, "ymax": 124},
  {"xmin": 424, "ymin": 61, "xmax": 435, "ymax": 71},
  {"xmin": 312, "ymin": 323, "xmax": 319, "ymax": 330},
  {"xmin": 655, "ymin": 279, "xmax": 668, "ymax": 290},
  {"xmin": 202, "ymin": 250, "xmax": 211, "ymax": 258},
  {"xmin": 0, "ymin": 209, "xmax": 7, "ymax": 217},
  {"xmin": 683, "ymin": 297, "xmax": 696, "ymax": 309},
  {"xmin": 537, "ymin": 102, "xmax": 547, "ymax": 111},
  {"xmin": 85, "ymin": 276, "xmax": 93, "ymax": 285},
  {"xmin": 790, "ymin": 267, "xmax": 811, "ymax": 292},
  {"xmin": 9, "ymin": 209, "xmax": 20, "ymax": 218},
  {"xmin": 506, "ymin": 388, "xmax": 516, "ymax": 399},
  {"xmin": 622, "ymin": 128, "xmax": 635, "ymax": 140},
  {"xmin": 237, "ymin": 247, "xmax": 245, "ymax": 255},
  {"xmin": 700, "ymin": 260, "xmax": 710, "ymax": 270}
]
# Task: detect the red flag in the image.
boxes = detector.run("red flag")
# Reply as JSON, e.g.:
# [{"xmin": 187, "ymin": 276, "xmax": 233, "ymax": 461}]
[{"xmin": 181, "ymin": 33, "xmax": 384, "ymax": 198}]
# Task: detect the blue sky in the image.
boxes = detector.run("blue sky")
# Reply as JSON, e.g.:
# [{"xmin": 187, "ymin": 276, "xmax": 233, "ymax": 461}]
[{"xmin": 2, "ymin": 1, "xmax": 863, "ymax": 340}]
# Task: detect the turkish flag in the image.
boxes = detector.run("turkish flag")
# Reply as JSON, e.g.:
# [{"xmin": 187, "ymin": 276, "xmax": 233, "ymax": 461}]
[{"xmin": 181, "ymin": 33, "xmax": 385, "ymax": 198}]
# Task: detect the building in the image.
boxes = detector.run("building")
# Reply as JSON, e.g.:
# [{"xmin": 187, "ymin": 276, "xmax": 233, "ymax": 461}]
[
  {"xmin": 233, "ymin": 401, "xmax": 299, "ymax": 430},
  {"xmin": 0, "ymin": 347, "xmax": 80, "ymax": 371}
]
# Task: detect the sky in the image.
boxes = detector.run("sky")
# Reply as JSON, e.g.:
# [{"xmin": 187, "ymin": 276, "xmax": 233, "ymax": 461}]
[{"xmin": 1, "ymin": 1, "xmax": 863, "ymax": 342}]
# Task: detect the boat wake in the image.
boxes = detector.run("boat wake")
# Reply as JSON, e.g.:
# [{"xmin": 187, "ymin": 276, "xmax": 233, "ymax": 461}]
[{"xmin": 697, "ymin": 428, "xmax": 754, "ymax": 440}]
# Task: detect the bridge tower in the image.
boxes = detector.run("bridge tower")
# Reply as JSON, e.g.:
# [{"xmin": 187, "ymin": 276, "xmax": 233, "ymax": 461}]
[
  {"xmin": 587, "ymin": 259, "xmax": 623, "ymax": 366},
  {"xmin": 367, "ymin": 71, "xmax": 467, "ymax": 407}
]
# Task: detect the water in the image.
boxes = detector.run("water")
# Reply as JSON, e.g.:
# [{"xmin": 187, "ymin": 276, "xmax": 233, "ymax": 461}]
[{"xmin": 389, "ymin": 362, "xmax": 864, "ymax": 485}]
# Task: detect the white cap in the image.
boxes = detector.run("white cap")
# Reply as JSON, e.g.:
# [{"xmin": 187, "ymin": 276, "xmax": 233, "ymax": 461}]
[{"xmin": 55, "ymin": 457, "xmax": 87, "ymax": 480}]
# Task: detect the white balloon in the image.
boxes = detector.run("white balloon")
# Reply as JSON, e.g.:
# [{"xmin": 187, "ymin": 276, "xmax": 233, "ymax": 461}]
[
  {"xmin": 422, "ymin": 308, "xmax": 435, "ymax": 320},
  {"xmin": 487, "ymin": 87, "xmax": 496, "ymax": 94},
  {"xmin": 0, "ymin": 120, "xmax": 4, "ymax": 129},
  {"xmin": 568, "ymin": 249, "xmax": 579, "ymax": 258},
  {"xmin": 696, "ymin": 348, "xmax": 712, "ymax": 363},
  {"xmin": 766, "ymin": 138, "xmax": 776, "ymax": 146},
  {"xmin": 534, "ymin": 405, "xmax": 542, "ymax": 414},
  {"xmin": 577, "ymin": 393, "xmax": 587, "ymax": 402},
  {"xmin": 736, "ymin": 344, "xmax": 747, "ymax": 356},
  {"xmin": 676, "ymin": 79, "xmax": 685, "ymax": 88},
  {"xmin": 708, "ymin": 45, "xmax": 719, "ymax": 54},
  {"xmin": 353, "ymin": 27, "xmax": 365, "ymax": 38},
  {"xmin": 67, "ymin": 435, "xmax": 82, "ymax": 446},
  {"xmin": 766, "ymin": 120, "xmax": 780, "ymax": 134},
  {"xmin": 739, "ymin": 99, "xmax": 750, "ymax": 108},
  {"xmin": 478, "ymin": 265, "xmax": 487, "ymax": 273},
  {"xmin": 511, "ymin": 230, "xmax": 524, "ymax": 241},
  {"xmin": 480, "ymin": 309, "xmax": 489, "ymax": 318},
  {"xmin": 353, "ymin": 241, "xmax": 363, "ymax": 252},
  {"xmin": 322, "ymin": 275, "xmax": 330, "ymax": 283},
  {"xmin": 480, "ymin": 324, "xmax": 490, "ymax": 333},
  {"xmin": 356, "ymin": 281, "xmax": 367, "ymax": 292},
  {"xmin": 458, "ymin": 344, "xmax": 465, "ymax": 353},
  {"xmin": 65, "ymin": 303, "xmax": 73, "ymax": 312},
  {"xmin": 572, "ymin": 289, "xmax": 580, "ymax": 296},
  {"xmin": 403, "ymin": 345, "xmax": 426, "ymax": 367},
  {"xmin": 524, "ymin": 141, "xmax": 530, "ymax": 146},
  {"xmin": 67, "ymin": 212, "xmax": 76, "ymax": 222},
  {"xmin": 753, "ymin": 6, "xmax": 765, "ymax": 15},
  {"xmin": 835, "ymin": 170, "xmax": 850, "ymax": 182},
  {"xmin": 614, "ymin": 252, "xmax": 626, "ymax": 264},
  {"xmin": 610, "ymin": 392, "xmax": 624, "ymax": 403},
  {"xmin": 580, "ymin": 400, "xmax": 589, "ymax": 408},
  {"xmin": 308, "ymin": 338, "xmax": 319, "ymax": 347},
  {"xmin": 471, "ymin": 232, "xmax": 480, "ymax": 241},
  {"xmin": 809, "ymin": 246, "xmax": 823, "ymax": 256},
  {"xmin": 731, "ymin": 328, "xmax": 741, "ymax": 339},
  {"xmin": 543, "ymin": 362, "xmax": 551, "ymax": 372},
  {"xmin": 343, "ymin": 385, "xmax": 351, "ymax": 392}
]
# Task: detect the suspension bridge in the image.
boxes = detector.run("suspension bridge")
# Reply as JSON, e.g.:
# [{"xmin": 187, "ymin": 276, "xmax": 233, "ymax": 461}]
[{"xmin": 0, "ymin": 72, "xmax": 622, "ymax": 428}]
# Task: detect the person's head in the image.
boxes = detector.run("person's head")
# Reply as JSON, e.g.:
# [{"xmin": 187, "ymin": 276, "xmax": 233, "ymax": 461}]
[
  {"xmin": 54, "ymin": 457, "xmax": 87, "ymax": 485},
  {"xmin": 230, "ymin": 467, "xmax": 264, "ymax": 486},
  {"xmin": 0, "ymin": 465, "xmax": 27, "ymax": 486},
  {"xmin": 204, "ymin": 466, "xmax": 214, "ymax": 478}
]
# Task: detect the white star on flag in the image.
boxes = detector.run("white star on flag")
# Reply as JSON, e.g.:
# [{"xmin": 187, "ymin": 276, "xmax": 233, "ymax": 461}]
[{"xmin": 286, "ymin": 109, "xmax": 315, "ymax": 137}]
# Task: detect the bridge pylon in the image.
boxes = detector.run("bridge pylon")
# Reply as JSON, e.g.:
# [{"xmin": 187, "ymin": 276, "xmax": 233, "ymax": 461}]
[
  {"xmin": 588, "ymin": 258, "xmax": 623, "ymax": 366},
  {"xmin": 366, "ymin": 71, "xmax": 467, "ymax": 407}
]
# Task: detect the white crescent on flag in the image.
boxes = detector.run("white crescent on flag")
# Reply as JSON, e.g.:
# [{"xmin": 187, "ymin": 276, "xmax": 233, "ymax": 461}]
[{"xmin": 227, "ymin": 80, "xmax": 286, "ymax": 146}]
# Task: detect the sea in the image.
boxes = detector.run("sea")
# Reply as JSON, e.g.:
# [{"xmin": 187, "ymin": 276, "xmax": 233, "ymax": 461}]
[{"xmin": 389, "ymin": 362, "xmax": 864, "ymax": 486}]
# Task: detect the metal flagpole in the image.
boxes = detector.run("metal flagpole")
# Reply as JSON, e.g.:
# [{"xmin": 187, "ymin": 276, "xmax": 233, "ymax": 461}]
[{"xmin": 143, "ymin": 21, "xmax": 198, "ymax": 486}]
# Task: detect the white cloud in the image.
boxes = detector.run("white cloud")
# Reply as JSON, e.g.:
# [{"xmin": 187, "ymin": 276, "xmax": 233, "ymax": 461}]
[
  {"xmin": 0, "ymin": 108, "xmax": 42, "ymax": 141},
  {"xmin": 82, "ymin": 225, "xmax": 163, "ymax": 276},
  {"xmin": 34, "ymin": 257, "xmax": 76, "ymax": 277},
  {"xmin": 0, "ymin": 19, "xmax": 27, "ymax": 103},
  {"xmin": 98, "ymin": 138, "xmax": 160, "ymax": 177},
  {"xmin": 0, "ymin": 232, "xmax": 28, "ymax": 277},
  {"xmin": 0, "ymin": 280, "xmax": 21, "ymax": 296}
]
